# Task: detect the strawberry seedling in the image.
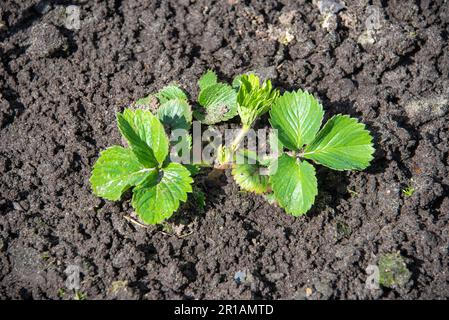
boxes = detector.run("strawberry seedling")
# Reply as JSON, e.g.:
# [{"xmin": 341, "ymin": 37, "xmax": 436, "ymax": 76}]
[
  {"xmin": 90, "ymin": 71, "xmax": 374, "ymax": 224},
  {"xmin": 90, "ymin": 108, "xmax": 194, "ymax": 224},
  {"xmin": 267, "ymin": 90, "xmax": 374, "ymax": 215}
]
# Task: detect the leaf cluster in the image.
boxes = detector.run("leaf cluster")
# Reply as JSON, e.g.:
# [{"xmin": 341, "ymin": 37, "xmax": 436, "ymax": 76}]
[
  {"xmin": 90, "ymin": 86, "xmax": 195, "ymax": 224},
  {"xmin": 90, "ymin": 71, "xmax": 374, "ymax": 224}
]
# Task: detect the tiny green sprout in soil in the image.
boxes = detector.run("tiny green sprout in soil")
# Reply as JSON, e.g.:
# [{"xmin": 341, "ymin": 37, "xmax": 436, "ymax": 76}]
[
  {"xmin": 402, "ymin": 184, "xmax": 415, "ymax": 197},
  {"xmin": 57, "ymin": 288, "xmax": 65, "ymax": 299},
  {"xmin": 41, "ymin": 251, "xmax": 50, "ymax": 261},
  {"xmin": 347, "ymin": 187, "xmax": 359, "ymax": 198},
  {"xmin": 90, "ymin": 71, "xmax": 375, "ymax": 225},
  {"xmin": 74, "ymin": 290, "xmax": 87, "ymax": 300}
]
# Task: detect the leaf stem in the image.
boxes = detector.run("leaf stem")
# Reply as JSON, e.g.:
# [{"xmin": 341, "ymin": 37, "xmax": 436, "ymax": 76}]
[{"xmin": 230, "ymin": 124, "xmax": 250, "ymax": 153}]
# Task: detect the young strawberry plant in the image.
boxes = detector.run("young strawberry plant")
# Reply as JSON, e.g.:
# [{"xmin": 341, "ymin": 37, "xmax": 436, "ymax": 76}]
[
  {"xmin": 267, "ymin": 90, "xmax": 374, "ymax": 215},
  {"xmin": 90, "ymin": 99, "xmax": 195, "ymax": 224},
  {"xmin": 90, "ymin": 71, "xmax": 374, "ymax": 224}
]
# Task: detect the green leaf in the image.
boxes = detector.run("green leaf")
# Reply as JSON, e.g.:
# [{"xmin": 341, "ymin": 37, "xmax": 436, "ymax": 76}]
[
  {"xmin": 269, "ymin": 154, "xmax": 317, "ymax": 216},
  {"xmin": 196, "ymin": 82, "xmax": 238, "ymax": 124},
  {"xmin": 270, "ymin": 90, "xmax": 324, "ymax": 151},
  {"xmin": 117, "ymin": 108, "xmax": 169, "ymax": 167},
  {"xmin": 268, "ymin": 129, "xmax": 284, "ymax": 155},
  {"xmin": 157, "ymin": 98, "xmax": 192, "ymax": 131},
  {"xmin": 237, "ymin": 74, "xmax": 279, "ymax": 127},
  {"xmin": 90, "ymin": 146, "xmax": 154, "ymax": 201},
  {"xmin": 232, "ymin": 151, "xmax": 270, "ymax": 194},
  {"xmin": 131, "ymin": 163, "xmax": 193, "ymax": 224},
  {"xmin": 155, "ymin": 85, "xmax": 188, "ymax": 104},
  {"xmin": 303, "ymin": 115, "xmax": 374, "ymax": 170},
  {"xmin": 198, "ymin": 70, "xmax": 218, "ymax": 90}
]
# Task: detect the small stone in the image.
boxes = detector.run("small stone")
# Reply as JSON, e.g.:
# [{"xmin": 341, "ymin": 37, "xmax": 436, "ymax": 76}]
[
  {"xmin": 19, "ymin": 200, "xmax": 30, "ymax": 211},
  {"xmin": 315, "ymin": 281, "xmax": 333, "ymax": 298},
  {"xmin": 305, "ymin": 287, "xmax": 313, "ymax": 297},
  {"xmin": 267, "ymin": 272, "xmax": 284, "ymax": 281},
  {"xmin": 13, "ymin": 201, "xmax": 23, "ymax": 211},
  {"xmin": 135, "ymin": 45, "xmax": 144, "ymax": 53},
  {"xmin": 358, "ymin": 31, "xmax": 376, "ymax": 46},
  {"xmin": 315, "ymin": 0, "xmax": 345, "ymax": 14},
  {"xmin": 404, "ymin": 94, "xmax": 449, "ymax": 125},
  {"xmin": 0, "ymin": 21, "xmax": 7, "ymax": 31},
  {"xmin": 234, "ymin": 270, "xmax": 246, "ymax": 284},
  {"xmin": 267, "ymin": 25, "xmax": 295, "ymax": 45}
]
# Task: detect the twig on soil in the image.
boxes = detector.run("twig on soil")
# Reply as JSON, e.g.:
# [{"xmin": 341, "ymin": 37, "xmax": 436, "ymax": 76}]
[
  {"xmin": 124, "ymin": 215, "xmax": 150, "ymax": 229},
  {"xmin": 160, "ymin": 230, "xmax": 194, "ymax": 238}
]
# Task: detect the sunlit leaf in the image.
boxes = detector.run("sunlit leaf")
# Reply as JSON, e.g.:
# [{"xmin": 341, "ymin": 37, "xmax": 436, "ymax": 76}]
[
  {"xmin": 270, "ymin": 154, "xmax": 317, "ymax": 216},
  {"xmin": 132, "ymin": 163, "xmax": 193, "ymax": 224},
  {"xmin": 117, "ymin": 108, "xmax": 169, "ymax": 167},
  {"xmin": 90, "ymin": 146, "xmax": 154, "ymax": 201},
  {"xmin": 270, "ymin": 90, "xmax": 324, "ymax": 150},
  {"xmin": 303, "ymin": 115, "xmax": 374, "ymax": 170}
]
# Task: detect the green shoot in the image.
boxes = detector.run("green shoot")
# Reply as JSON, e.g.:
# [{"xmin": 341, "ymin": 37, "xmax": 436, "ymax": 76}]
[
  {"xmin": 268, "ymin": 89, "xmax": 374, "ymax": 216},
  {"xmin": 402, "ymin": 180, "xmax": 415, "ymax": 197},
  {"xmin": 236, "ymin": 74, "xmax": 279, "ymax": 128},
  {"xmin": 90, "ymin": 108, "xmax": 193, "ymax": 225},
  {"xmin": 214, "ymin": 74, "xmax": 279, "ymax": 167},
  {"xmin": 90, "ymin": 71, "xmax": 374, "ymax": 224},
  {"xmin": 74, "ymin": 290, "xmax": 87, "ymax": 300}
]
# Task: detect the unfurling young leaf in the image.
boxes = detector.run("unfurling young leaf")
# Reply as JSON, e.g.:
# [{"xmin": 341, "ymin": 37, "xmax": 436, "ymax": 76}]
[
  {"xmin": 303, "ymin": 115, "xmax": 374, "ymax": 171},
  {"xmin": 236, "ymin": 74, "xmax": 279, "ymax": 127},
  {"xmin": 195, "ymin": 70, "xmax": 238, "ymax": 124}
]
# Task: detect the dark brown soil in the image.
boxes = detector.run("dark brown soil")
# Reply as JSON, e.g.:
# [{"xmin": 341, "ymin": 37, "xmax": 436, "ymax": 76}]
[{"xmin": 1, "ymin": 0, "xmax": 448, "ymax": 299}]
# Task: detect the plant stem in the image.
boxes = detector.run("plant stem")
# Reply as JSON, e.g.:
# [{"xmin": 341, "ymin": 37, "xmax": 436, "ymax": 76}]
[{"xmin": 230, "ymin": 124, "xmax": 250, "ymax": 153}]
